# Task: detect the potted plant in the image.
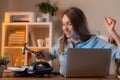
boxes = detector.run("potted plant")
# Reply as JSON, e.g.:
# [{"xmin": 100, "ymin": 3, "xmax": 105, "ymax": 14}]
[
  {"xmin": 35, "ymin": 0, "xmax": 58, "ymax": 22},
  {"xmin": 0, "ymin": 56, "xmax": 9, "ymax": 77}
]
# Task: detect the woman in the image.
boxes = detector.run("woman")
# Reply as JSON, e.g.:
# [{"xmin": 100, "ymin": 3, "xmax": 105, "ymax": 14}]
[{"xmin": 44, "ymin": 7, "xmax": 120, "ymax": 75}]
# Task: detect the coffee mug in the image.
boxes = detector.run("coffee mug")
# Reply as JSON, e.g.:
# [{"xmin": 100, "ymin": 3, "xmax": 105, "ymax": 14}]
[
  {"xmin": 37, "ymin": 39, "xmax": 44, "ymax": 47},
  {"xmin": 45, "ymin": 37, "xmax": 50, "ymax": 47}
]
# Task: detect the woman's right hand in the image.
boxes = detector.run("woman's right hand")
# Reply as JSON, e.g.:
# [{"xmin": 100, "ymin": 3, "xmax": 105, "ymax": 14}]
[{"xmin": 36, "ymin": 50, "xmax": 46, "ymax": 59}]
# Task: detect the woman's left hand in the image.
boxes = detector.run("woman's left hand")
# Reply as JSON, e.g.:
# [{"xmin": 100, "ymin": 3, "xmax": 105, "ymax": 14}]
[{"xmin": 104, "ymin": 17, "xmax": 116, "ymax": 33}]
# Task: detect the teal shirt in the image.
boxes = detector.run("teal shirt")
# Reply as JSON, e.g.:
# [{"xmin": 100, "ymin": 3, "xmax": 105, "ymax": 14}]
[{"xmin": 49, "ymin": 35, "xmax": 120, "ymax": 75}]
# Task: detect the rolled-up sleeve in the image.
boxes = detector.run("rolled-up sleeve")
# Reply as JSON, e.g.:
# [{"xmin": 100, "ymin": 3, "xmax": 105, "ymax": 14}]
[
  {"xmin": 49, "ymin": 37, "xmax": 62, "ymax": 60},
  {"xmin": 49, "ymin": 44, "xmax": 58, "ymax": 59}
]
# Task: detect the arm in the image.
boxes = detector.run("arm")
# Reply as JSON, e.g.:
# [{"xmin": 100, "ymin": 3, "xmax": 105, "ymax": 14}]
[{"xmin": 104, "ymin": 17, "xmax": 120, "ymax": 49}]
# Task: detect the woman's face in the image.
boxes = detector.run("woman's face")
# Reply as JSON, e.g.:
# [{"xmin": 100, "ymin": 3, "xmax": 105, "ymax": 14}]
[{"xmin": 62, "ymin": 15, "xmax": 74, "ymax": 38}]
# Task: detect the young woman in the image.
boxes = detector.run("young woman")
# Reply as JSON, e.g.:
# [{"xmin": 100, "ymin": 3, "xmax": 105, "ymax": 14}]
[{"xmin": 43, "ymin": 7, "xmax": 120, "ymax": 75}]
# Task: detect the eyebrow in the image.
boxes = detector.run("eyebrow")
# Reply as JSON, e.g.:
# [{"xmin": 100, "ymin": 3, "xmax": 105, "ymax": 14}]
[{"xmin": 62, "ymin": 20, "xmax": 71, "ymax": 24}]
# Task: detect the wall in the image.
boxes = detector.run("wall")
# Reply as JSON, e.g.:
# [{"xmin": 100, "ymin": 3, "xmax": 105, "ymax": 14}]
[
  {"xmin": 6, "ymin": 0, "xmax": 120, "ymax": 42},
  {"xmin": 0, "ymin": 0, "xmax": 120, "ymax": 74}
]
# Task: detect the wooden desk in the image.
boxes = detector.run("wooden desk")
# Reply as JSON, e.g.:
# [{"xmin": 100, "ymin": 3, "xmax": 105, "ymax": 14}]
[
  {"xmin": 0, "ymin": 77, "xmax": 119, "ymax": 80},
  {"xmin": 1, "ymin": 70, "xmax": 119, "ymax": 80},
  {"xmin": 0, "ymin": 75, "xmax": 119, "ymax": 80},
  {"xmin": 2, "ymin": 70, "xmax": 14, "ymax": 77}
]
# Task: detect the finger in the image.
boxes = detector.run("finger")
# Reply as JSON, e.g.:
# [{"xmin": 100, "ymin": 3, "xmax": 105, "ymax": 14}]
[
  {"xmin": 104, "ymin": 17, "xmax": 111, "ymax": 23},
  {"xmin": 108, "ymin": 17, "xmax": 116, "ymax": 24},
  {"xmin": 104, "ymin": 17, "xmax": 108, "ymax": 23},
  {"xmin": 111, "ymin": 19, "xmax": 116, "ymax": 24},
  {"xmin": 107, "ymin": 17, "xmax": 112, "ymax": 23}
]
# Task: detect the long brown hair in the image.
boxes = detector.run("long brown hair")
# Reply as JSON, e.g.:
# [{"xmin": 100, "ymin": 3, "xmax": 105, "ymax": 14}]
[{"xmin": 58, "ymin": 7, "xmax": 92, "ymax": 53}]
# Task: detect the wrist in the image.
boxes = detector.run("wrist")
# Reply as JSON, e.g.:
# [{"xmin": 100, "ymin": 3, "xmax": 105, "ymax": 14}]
[{"xmin": 109, "ymin": 29, "xmax": 116, "ymax": 35}]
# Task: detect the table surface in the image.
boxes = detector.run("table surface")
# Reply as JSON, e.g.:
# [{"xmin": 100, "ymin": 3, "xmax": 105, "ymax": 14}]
[
  {"xmin": 0, "ymin": 74, "xmax": 120, "ymax": 80},
  {"xmin": 1, "ymin": 70, "xmax": 120, "ymax": 80},
  {"xmin": 0, "ymin": 77, "xmax": 119, "ymax": 80}
]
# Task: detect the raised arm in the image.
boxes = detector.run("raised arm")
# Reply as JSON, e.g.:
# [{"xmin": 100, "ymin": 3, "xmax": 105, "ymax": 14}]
[{"xmin": 104, "ymin": 17, "xmax": 120, "ymax": 49}]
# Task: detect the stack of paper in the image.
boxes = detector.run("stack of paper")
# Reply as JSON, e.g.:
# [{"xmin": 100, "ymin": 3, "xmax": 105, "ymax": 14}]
[{"xmin": 8, "ymin": 31, "xmax": 25, "ymax": 46}]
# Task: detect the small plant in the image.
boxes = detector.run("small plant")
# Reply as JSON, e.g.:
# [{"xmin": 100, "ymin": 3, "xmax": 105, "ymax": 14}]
[
  {"xmin": 0, "ymin": 56, "xmax": 9, "ymax": 67},
  {"xmin": 35, "ymin": 0, "xmax": 58, "ymax": 16}
]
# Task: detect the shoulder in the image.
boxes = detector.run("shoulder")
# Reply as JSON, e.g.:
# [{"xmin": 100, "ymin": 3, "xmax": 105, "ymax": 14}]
[
  {"xmin": 88, "ymin": 35, "xmax": 108, "ymax": 44},
  {"xmin": 88, "ymin": 35, "xmax": 100, "ymax": 41},
  {"xmin": 55, "ymin": 35, "xmax": 63, "ymax": 44},
  {"xmin": 52, "ymin": 35, "xmax": 63, "ymax": 47}
]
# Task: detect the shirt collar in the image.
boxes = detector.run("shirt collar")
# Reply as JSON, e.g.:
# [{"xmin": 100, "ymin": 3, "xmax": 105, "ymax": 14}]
[{"xmin": 67, "ymin": 38, "xmax": 82, "ymax": 46}]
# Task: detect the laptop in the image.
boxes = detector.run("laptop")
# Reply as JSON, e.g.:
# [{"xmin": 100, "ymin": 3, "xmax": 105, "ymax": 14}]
[{"xmin": 65, "ymin": 48, "xmax": 111, "ymax": 78}]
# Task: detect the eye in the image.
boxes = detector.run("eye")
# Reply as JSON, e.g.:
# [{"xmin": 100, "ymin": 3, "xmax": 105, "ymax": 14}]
[
  {"xmin": 62, "ymin": 23, "xmax": 65, "ymax": 26},
  {"xmin": 68, "ymin": 23, "xmax": 72, "ymax": 26}
]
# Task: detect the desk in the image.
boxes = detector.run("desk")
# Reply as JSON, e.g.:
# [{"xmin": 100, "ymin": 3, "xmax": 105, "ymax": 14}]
[
  {"xmin": 1, "ymin": 70, "xmax": 119, "ymax": 80},
  {"xmin": 0, "ymin": 77, "xmax": 119, "ymax": 80},
  {"xmin": 0, "ymin": 75, "xmax": 119, "ymax": 80}
]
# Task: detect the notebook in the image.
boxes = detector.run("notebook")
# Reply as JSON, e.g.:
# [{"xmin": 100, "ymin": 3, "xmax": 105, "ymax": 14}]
[{"xmin": 64, "ymin": 48, "xmax": 111, "ymax": 78}]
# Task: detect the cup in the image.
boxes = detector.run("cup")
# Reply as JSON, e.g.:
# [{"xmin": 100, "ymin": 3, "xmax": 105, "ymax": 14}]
[
  {"xmin": 37, "ymin": 39, "xmax": 44, "ymax": 47},
  {"xmin": 45, "ymin": 37, "xmax": 50, "ymax": 47},
  {"xmin": 36, "ymin": 17, "xmax": 42, "ymax": 22}
]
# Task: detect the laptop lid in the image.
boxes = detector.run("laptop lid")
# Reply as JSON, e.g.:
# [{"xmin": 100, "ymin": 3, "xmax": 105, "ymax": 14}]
[{"xmin": 65, "ymin": 48, "xmax": 111, "ymax": 78}]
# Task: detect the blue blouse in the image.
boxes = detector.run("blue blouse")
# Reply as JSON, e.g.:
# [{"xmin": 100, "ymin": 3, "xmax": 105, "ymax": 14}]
[{"xmin": 49, "ymin": 35, "xmax": 120, "ymax": 75}]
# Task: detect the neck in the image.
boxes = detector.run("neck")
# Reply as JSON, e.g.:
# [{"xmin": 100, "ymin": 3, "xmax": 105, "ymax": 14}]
[{"xmin": 71, "ymin": 37, "xmax": 80, "ymax": 43}]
